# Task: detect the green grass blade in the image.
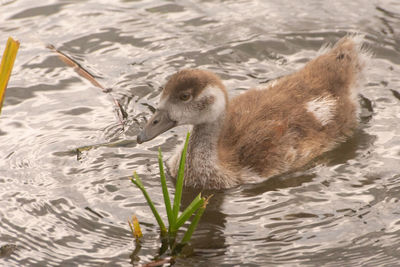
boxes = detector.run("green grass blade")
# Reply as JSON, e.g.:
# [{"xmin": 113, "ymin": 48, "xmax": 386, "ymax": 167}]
[
  {"xmin": 0, "ymin": 37, "xmax": 19, "ymax": 115},
  {"xmin": 131, "ymin": 172, "xmax": 167, "ymax": 236},
  {"xmin": 180, "ymin": 195, "xmax": 211, "ymax": 245},
  {"xmin": 172, "ymin": 132, "xmax": 190, "ymax": 222},
  {"xmin": 158, "ymin": 147, "xmax": 173, "ymax": 226},
  {"xmin": 173, "ymin": 193, "xmax": 203, "ymax": 231}
]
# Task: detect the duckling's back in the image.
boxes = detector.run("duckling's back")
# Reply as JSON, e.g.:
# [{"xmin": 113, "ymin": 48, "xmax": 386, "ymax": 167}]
[{"xmin": 218, "ymin": 36, "xmax": 370, "ymax": 180}]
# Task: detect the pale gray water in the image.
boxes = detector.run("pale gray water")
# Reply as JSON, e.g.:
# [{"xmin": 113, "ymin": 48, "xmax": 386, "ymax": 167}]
[{"xmin": 1, "ymin": 0, "xmax": 400, "ymax": 266}]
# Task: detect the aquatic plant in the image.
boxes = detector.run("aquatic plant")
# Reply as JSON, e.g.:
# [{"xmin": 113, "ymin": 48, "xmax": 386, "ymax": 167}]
[
  {"xmin": 0, "ymin": 37, "xmax": 19, "ymax": 115},
  {"xmin": 130, "ymin": 132, "xmax": 210, "ymax": 255}
]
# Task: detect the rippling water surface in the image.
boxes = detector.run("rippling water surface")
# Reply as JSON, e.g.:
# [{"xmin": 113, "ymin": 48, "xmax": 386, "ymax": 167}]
[{"xmin": 1, "ymin": 0, "xmax": 400, "ymax": 266}]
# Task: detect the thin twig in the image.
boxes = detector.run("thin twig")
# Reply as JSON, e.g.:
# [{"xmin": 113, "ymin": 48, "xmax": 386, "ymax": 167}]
[{"xmin": 46, "ymin": 43, "xmax": 127, "ymax": 128}]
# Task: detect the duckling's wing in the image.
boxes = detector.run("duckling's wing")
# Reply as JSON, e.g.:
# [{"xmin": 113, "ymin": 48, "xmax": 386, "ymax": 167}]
[{"xmin": 218, "ymin": 36, "xmax": 370, "ymax": 178}]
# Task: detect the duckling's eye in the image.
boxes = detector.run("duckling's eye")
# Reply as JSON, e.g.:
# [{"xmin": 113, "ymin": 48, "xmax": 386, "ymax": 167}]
[{"xmin": 179, "ymin": 93, "xmax": 192, "ymax": 102}]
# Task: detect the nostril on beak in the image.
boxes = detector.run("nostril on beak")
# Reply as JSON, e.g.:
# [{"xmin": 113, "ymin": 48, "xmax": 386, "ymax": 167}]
[{"xmin": 152, "ymin": 119, "xmax": 159, "ymax": 125}]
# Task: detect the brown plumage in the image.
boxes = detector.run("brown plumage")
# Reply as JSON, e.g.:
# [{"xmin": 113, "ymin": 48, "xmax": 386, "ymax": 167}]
[{"xmin": 137, "ymin": 36, "xmax": 370, "ymax": 189}]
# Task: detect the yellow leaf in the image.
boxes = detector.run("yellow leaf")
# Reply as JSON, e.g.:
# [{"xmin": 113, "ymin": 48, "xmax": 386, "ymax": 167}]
[
  {"xmin": 128, "ymin": 215, "xmax": 143, "ymax": 240},
  {"xmin": 0, "ymin": 37, "xmax": 19, "ymax": 115}
]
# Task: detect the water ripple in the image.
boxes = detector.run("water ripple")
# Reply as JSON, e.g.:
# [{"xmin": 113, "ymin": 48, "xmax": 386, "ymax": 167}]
[{"xmin": 1, "ymin": 0, "xmax": 400, "ymax": 266}]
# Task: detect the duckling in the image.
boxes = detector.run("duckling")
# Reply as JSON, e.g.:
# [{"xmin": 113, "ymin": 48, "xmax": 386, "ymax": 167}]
[{"xmin": 137, "ymin": 36, "xmax": 370, "ymax": 189}]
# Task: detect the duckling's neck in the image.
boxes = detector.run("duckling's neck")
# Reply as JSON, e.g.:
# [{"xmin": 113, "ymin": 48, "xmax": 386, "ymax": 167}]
[
  {"xmin": 189, "ymin": 115, "xmax": 224, "ymax": 164},
  {"xmin": 185, "ymin": 113, "xmax": 226, "ymax": 188}
]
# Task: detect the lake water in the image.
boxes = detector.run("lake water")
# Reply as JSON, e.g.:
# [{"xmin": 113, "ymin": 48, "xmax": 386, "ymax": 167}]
[{"xmin": 1, "ymin": 0, "xmax": 400, "ymax": 266}]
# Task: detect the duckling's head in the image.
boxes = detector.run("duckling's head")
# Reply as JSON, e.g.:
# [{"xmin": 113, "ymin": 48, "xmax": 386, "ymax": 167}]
[{"xmin": 137, "ymin": 69, "xmax": 228, "ymax": 144}]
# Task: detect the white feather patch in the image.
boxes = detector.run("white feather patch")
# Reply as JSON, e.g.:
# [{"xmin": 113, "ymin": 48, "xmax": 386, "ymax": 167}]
[
  {"xmin": 198, "ymin": 85, "xmax": 226, "ymax": 114},
  {"xmin": 192, "ymin": 85, "xmax": 226, "ymax": 124},
  {"xmin": 306, "ymin": 96, "xmax": 337, "ymax": 126}
]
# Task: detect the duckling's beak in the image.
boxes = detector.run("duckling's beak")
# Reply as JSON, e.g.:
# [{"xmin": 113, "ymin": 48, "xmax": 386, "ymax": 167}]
[{"xmin": 137, "ymin": 110, "xmax": 177, "ymax": 144}]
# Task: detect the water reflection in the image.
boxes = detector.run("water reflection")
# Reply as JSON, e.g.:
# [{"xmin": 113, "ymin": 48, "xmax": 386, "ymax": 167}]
[{"xmin": 1, "ymin": 0, "xmax": 400, "ymax": 266}]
